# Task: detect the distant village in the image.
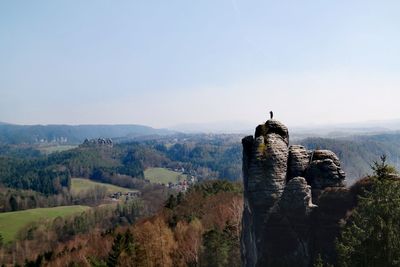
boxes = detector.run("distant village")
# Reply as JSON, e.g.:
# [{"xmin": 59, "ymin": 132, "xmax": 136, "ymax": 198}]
[
  {"xmin": 36, "ymin": 136, "xmax": 68, "ymax": 143},
  {"xmin": 108, "ymin": 171, "xmax": 195, "ymax": 202},
  {"xmin": 151, "ymin": 167, "xmax": 198, "ymax": 192},
  {"xmin": 109, "ymin": 191, "xmax": 141, "ymax": 201}
]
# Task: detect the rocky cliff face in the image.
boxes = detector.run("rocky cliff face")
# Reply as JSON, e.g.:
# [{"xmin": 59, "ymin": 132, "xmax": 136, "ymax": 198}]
[{"xmin": 241, "ymin": 120, "xmax": 348, "ymax": 267}]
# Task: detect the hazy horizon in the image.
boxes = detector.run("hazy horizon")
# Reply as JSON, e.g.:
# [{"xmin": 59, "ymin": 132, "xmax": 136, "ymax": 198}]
[
  {"xmin": 4, "ymin": 117, "xmax": 400, "ymax": 134},
  {"xmin": 2, "ymin": 1, "xmax": 400, "ymax": 128}
]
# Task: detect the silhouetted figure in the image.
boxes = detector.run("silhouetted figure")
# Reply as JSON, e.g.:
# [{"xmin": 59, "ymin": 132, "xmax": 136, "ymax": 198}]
[{"xmin": 270, "ymin": 111, "xmax": 274, "ymax": 120}]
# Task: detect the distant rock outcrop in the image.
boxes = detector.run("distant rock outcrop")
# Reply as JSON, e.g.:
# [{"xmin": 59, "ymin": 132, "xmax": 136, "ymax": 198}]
[
  {"xmin": 241, "ymin": 119, "xmax": 348, "ymax": 267},
  {"xmin": 81, "ymin": 138, "xmax": 113, "ymax": 147}
]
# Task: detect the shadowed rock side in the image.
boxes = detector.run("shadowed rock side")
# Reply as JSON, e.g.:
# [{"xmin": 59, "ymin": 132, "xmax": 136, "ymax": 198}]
[{"xmin": 241, "ymin": 120, "xmax": 347, "ymax": 267}]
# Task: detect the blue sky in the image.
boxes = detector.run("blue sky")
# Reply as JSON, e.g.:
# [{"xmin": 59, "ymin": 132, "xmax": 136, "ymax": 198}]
[{"xmin": 1, "ymin": 1, "xmax": 400, "ymax": 128}]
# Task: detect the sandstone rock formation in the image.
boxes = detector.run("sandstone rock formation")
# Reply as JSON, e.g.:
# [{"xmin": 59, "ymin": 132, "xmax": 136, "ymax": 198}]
[
  {"xmin": 307, "ymin": 150, "xmax": 346, "ymax": 189},
  {"xmin": 287, "ymin": 145, "xmax": 310, "ymax": 181},
  {"xmin": 241, "ymin": 120, "xmax": 347, "ymax": 267},
  {"xmin": 280, "ymin": 177, "xmax": 316, "ymax": 214}
]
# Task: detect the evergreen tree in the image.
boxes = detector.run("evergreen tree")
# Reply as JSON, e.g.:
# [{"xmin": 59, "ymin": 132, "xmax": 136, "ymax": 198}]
[
  {"xmin": 370, "ymin": 155, "xmax": 397, "ymax": 180},
  {"xmin": 176, "ymin": 191, "xmax": 184, "ymax": 205},
  {"xmin": 337, "ymin": 157, "xmax": 400, "ymax": 267},
  {"xmin": 313, "ymin": 254, "xmax": 333, "ymax": 267},
  {"xmin": 107, "ymin": 233, "xmax": 124, "ymax": 267},
  {"xmin": 201, "ymin": 229, "xmax": 230, "ymax": 267},
  {"xmin": 123, "ymin": 229, "xmax": 134, "ymax": 256},
  {"xmin": 107, "ymin": 230, "xmax": 136, "ymax": 267},
  {"xmin": 314, "ymin": 254, "xmax": 324, "ymax": 267},
  {"xmin": 165, "ymin": 194, "xmax": 177, "ymax": 209}
]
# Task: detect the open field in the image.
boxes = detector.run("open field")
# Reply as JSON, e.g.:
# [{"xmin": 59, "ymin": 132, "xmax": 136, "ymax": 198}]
[
  {"xmin": 0, "ymin": 205, "xmax": 89, "ymax": 243},
  {"xmin": 144, "ymin": 167, "xmax": 187, "ymax": 184},
  {"xmin": 38, "ymin": 145, "xmax": 77, "ymax": 155},
  {"xmin": 71, "ymin": 178, "xmax": 134, "ymax": 194}
]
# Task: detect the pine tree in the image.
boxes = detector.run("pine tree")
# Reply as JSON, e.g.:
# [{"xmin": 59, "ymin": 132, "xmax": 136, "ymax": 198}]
[
  {"xmin": 370, "ymin": 155, "xmax": 398, "ymax": 180},
  {"xmin": 201, "ymin": 229, "xmax": 230, "ymax": 267},
  {"xmin": 123, "ymin": 229, "xmax": 134, "ymax": 256},
  {"xmin": 165, "ymin": 194, "xmax": 177, "ymax": 209},
  {"xmin": 337, "ymin": 157, "xmax": 400, "ymax": 267},
  {"xmin": 107, "ymin": 233, "xmax": 124, "ymax": 267},
  {"xmin": 314, "ymin": 254, "xmax": 324, "ymax": 267}
]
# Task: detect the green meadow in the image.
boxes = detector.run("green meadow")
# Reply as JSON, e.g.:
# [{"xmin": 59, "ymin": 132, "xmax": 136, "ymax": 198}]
[
  {"xmin": 71, "ymin": 178, "xmax": 134, "ymax": 194},
  {"xmin": 0, "ymin": 205, "xmax": 89, "ymax": 243},
  {"xmin": 38, "ymin": 145, "xmax": 77, "ymax": 155},
  {"xmin": 144, "ymin": 167, "xmax": 187, "ymax": 184}
]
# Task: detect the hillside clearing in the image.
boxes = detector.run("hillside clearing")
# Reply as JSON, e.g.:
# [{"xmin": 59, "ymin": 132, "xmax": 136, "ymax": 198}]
[
  {"xmin": 0, "ymin": 205, "xmax": 90, "ymax": 243},
  {"xmin": 71, "ymin": 178, "xmax": 135, "ymax": 194},
  {"xmin": 144, "ymin": 167, "xmax": 187, "ymax": 184},
  {"xmin": 38, "ymin": 145, "xmax": 77, "ymax": 155}
]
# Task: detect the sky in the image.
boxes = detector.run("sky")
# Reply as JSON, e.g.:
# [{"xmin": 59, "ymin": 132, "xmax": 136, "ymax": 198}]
[{"xmin": 1, "ymin": 0, "xmax": 400, "ymax": 129}]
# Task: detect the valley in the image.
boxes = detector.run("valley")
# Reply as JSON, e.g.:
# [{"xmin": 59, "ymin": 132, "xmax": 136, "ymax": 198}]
[{"xmin": 1, "ymin": 124, "xmax": 400, "ymax": 265}]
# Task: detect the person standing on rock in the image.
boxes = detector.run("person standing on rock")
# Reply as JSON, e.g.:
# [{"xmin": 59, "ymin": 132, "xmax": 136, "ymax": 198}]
[{"xmin": 270, "ymin": 111, "xmax": 274, "ymax": 120}]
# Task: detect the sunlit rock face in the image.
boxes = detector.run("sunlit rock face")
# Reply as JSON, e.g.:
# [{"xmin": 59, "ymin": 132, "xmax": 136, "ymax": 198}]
[
  {"xmin": 287, "ymin": 145, "xmax": 311, "ymax": 181},
  {"xmin": 306, "ymin": 150, "xmax": 346, "ymax": 189},
  {"xmin": 241, "ymin": 120, "xmax": 347, "ymax": 267},
  {"xmin": 242, "ymin": 119, "xmax": 289, "ymax": 267}
]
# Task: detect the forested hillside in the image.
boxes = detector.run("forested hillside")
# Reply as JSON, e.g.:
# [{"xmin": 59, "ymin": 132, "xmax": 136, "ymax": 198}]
[
  {"xmin": 0, "ymin": 143, "xmax": 147, "ymax": 194},
  {"xmin": 0, "ymin": 134, "xmax": 243, "ymax": 199},
  {"xmin": 151, "ymin": 134, "xmax": 242, "ymax": 181},
  {"xmin": 1, "ymin": 180, "xmax": 243, "ymax": 266}
]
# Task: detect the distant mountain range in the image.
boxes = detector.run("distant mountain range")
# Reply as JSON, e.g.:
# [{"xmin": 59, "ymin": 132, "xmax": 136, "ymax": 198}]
[
  {"xmin": 0, "ymin": 124, "xmax": 174, "ymax": 144},
  {"xmin": 171, "ymin": 118, "xmax": 400, "ymax": 137},
  {"xmin": 4, "ymin": 118, "xmax": 400, "ymax": 143},
  {"xmin": 171, "ymin": 121, "xmax": 255, "ymax": 134},
  {"xmin": 292, "ymin": 118, "xmax": 400, "ymax": 139}
]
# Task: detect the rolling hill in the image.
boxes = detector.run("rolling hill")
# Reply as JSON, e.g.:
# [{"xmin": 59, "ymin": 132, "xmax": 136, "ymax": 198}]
[
  {"xmin": 0, "ymin": 124, "xmax": 174, "ymax": 145},
  {"xmin": 0, "ymin": 205, "xmax": 90, "ymax": 243}
]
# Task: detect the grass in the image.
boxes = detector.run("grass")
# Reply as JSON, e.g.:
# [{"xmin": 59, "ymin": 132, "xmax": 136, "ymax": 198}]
[
  {"xmin": 38, "ymin": 145, "xmax": 77, "ymax": 155},
  {"xmin": 71, "ymin": 178, "xmax": 134, "ymax": 194},
  {"xmin": 144, "ymin": 167, "xmax": 187, "ymax": 184},
  {"xmin": 0, "ymin": 205, "xmax": 89, "ymax": 243}
]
